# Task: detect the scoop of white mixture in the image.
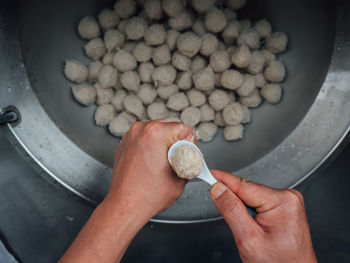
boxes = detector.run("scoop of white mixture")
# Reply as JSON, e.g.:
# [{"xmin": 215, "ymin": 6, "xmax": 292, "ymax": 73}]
[{"xmin": 170, "ymin": 145, "xmax": 204, "ymax": 180}]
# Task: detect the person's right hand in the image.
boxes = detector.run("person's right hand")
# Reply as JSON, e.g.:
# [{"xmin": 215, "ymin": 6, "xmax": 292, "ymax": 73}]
[{"xmin": 210, "ymin": 170, "xmax": 317, "ymax": 263}]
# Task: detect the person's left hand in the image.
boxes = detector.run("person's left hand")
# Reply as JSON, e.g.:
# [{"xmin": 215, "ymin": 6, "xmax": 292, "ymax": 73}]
[{"xmin": 104, "ymin": 120, "xmax": 194, "ymax": 221}]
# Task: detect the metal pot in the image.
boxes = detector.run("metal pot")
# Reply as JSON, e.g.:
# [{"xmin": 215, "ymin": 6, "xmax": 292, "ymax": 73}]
[{"xmin": 0, "ymin": 0, "xmax": 349, "ymax": 223}]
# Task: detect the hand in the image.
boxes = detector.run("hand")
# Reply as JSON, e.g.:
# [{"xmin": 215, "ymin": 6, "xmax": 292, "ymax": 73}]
[
  {"xmin": 105, "ymin": 120, "xmax": 194, "ymax": 221},
  {"xmin": 210, "ymin": 170, "xmax": 317, "ymax": 263}
]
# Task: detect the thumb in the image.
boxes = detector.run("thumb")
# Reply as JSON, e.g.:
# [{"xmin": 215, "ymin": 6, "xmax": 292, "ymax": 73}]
[{"xmin": 210, "ymin": 182, "xmax": 260, "ymax": 238}]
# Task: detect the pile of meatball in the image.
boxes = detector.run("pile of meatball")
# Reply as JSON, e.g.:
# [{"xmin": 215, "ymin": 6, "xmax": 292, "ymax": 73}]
[{"xmin": 64, "ymin": 0, "xmax": 288, "ymax": 142}]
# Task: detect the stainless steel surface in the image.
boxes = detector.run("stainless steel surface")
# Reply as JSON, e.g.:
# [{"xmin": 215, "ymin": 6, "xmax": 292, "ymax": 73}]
[{"xmin": 0, "ymin": 0, "xmax": 349, "ymax": 222}]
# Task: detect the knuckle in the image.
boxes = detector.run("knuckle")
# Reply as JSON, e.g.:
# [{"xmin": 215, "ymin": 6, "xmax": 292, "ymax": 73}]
[
  {"xmin": 283, "ymin": 190, "xmax": 304, "ymax": 212},
  {"xmin": 129, "ymin": 121, "xmax": 143, "ymax": 134},
  {"xmin": 143, "ymin": 121, "xmax": 161, "ymax": 137}
]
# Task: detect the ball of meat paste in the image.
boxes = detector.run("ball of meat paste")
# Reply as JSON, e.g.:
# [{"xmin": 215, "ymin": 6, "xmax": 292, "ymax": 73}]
[
  {"xmin": 200, "ymin": 33, "xmax": 219, "ymax": 57},
  {"xmin": 120, "ymin": 71, "xmax": 140, "ymax": 92},
  {"xmin": 170, "ymin": 145, "xmax": 204, "ymax": 180},
  {"xmin": 109, "ymin": 115, "xmax": 131, "ymax": 137},
  {"xmin": 187, "ymin": 89, "xmax": 206, "ymax": 107},
  {"xmin": 192, "ymin": 0, "xmax": 215, "ymax": 13},
  {"xmin": 162, "ymin": 0, "xmax": 185, "ymax": 17},
  {"xmin": 261, "ymin": 84, "xmax": 282, "ymax": 104},
  {"xmin": 137, "ymin": 84, "xmax": 157, "ymax": 105},
  {"xmin": 138, "ymin": 62, "xmax": 154, "ymax": 83},
  {"xmin": 104, "ymin": 29, "xmax": 125, "ymax": 51},
  {"xmin": 152, "ymin": 65, "xmax": 177, "ymax": 86},
  {"xmin": 125, "ymin": 16, "xmax": 148, "ymax": 40},
  {"xmin": 98, "ymin": 9, "xmax": 120, "ymax": 31},
  {"xmin": 236, "ymin": 74, "xmax": 255, "ymax": 97},
  {"xmin": 113, "ymin": 50, "xmax": 137, "ymax": 72},
  {"xmin": 166, "ymin": 30, "xmax": 181, "ymax": 51},
  {"xmin": 124, "ymin": 94, "xmax": 145, "ymax": 119},
  {"xmin": 95, "ymin": 104, "xmax": 115, "ymax": 126},
  {"xmin": 157, "ymin": 84, "xmax": 179, "ymax": 100},
  {"xmin": 168, "ymin": 10, "xmax": 194, "ymax": 31},
  {"xmin": 181, "ymin": 106, "xmax": 201, "ymax": 127},
  {"xmin": 220, "ymin": 70, "xmax": 244, "ymax": 90},
  {"xmin": 64, "ymin": 60, "xmax": 88, "ymax": 83},
  {"xmin": 144, "ymin": 0, "xmax": 163, "ymax": 20},
  {"xmin": 132, "ymin": 42, "xmax": 153, "ymax": 62},
  {"xmin": 147, "ymin": 102, "xmax": 170, "ymax": 120},
  {"xmin": 237, "ymin": 29, "xmax": 260, "ymax": 50},
  {"xmin": 240, "ymin": 89, "xmax": 262, "ymax": 108},
  {"xmin": 225, "ymin": 0, "xmax": 247, "ymax": 10},
  {"xmin": 176, "ymin": 71, "xmax": 192, "ymax": 91},
  {"xmin": 266, "ymin": 32, "xmax": 288, "ymax": 54},
  {"xmin": 200, "ymin": 103, "xmax": 215, "ymax": 122},
  {"xmin": 172, "ymin": 51, "xmax": 191, "ymax": 71},
  {"xmin": 78, "ymin": 16, "xmax": 101, "ymax": 40},
  {"xmin": 84, "ymin": 38, "xmax": 107, "ymax": 60},
  {"xmin": 98, "ymin": 65, "xmax": 118, "ymax": 89},
  {"xmin": 205, "ymin": 8, "xmax": 227, "ymax": 33},
  {"xmin": 247, "ymin": 50, "xmax": 265, "ymax": 75},
  {"xmin": 193, "ymin": 67, "xmax": 215, "ymax": 91},
  {"xmin": 224, "ymin": 124, "xmax": 244, "ymax": 141},
  {"xmin": 209, "ymin": 90, "xmax": 231, "ymax": 111},
  {"xmin": 167, "ymin": 92, "xmax": 189, "ymax": 111},
  {"xmin": 264, "ymin": 61, "xmax": 286, "ymax": 82},
  {"xmin": 88, "ymin": 61, "xmax": 103, "ymax": 82},
  {"xmin": 222, "ymin": 102, "xmax": 245, "ymax": 125},
  {"xmin": 176, "ymin": 32, "xmax": 202, "ymax": 58},
  {"xmin": 196, "ymin": 122, "xmax": 218, "ymax": 142},
  {"xmin": 152, "ymin": 44, "xmax": 171, "ymax": 65},
  {"xmin": 111, "ymin": 89, "xmax": 127, "ymax": 112},
  {"xmin": 114, "ymin": 0, "xmax": 137, "ymax": 19},
  {"xmin": 144, "ymin": 24, "xmax": 167, "ymax": 46},
  {"xmin": 231, "ymin": 44, "xmax": 252, "ymax": 69},
  {"xmin": 209, "ymin": 50, "xmax": 231, "ymax": 73},
  {"xmin": 95, "ymin": 83, "xmax": 114, "ymax": 105},
  {"xmin": 191, "ymin": 55, "xmax": 207, "ymax": 73},
  {"xmin": 72, "ymin": 84, "xmax": 96, "ymax": 106},
  {"xmin": 253, "ymin": 19, "xmax": 272, "ymax": 38},
  {"xmin": 222, "ymin": 21, "xmax": 240, "ymax": 45},
  {"xmin": 192, "ymin": 19, "xmax": 207, "ymax": 37}
]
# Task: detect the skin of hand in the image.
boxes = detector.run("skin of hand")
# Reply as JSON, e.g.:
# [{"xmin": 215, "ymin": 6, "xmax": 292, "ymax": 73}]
[
  {"xmin": 210, "ymin": 170, "xmax": 317, "ymax": 263},
  {"xmin": 59, "ymin": 121, "xmax": 194, "ymax": 263}
]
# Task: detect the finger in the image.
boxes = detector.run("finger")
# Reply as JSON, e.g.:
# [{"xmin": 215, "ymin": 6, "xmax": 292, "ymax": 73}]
[
  {"xmin": 210, "ymin": 182, "xmax": 261, "ymax": 239},
  {"xmin": 211, "ymin": 170, "xmax": 284, "ymax": 212},
  {"xmin": 152, "ymin": 121, "xmax": 194, "ymax": 146}
]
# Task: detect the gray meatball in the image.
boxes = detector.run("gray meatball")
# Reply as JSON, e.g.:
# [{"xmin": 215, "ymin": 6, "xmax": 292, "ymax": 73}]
[
  {"xmin": 64, "ymin": 60, "xmax": 88, "ymax": 83},
  {"xmin": 172, "ymin": 51, "xmax": 191, "ymax": 71},
  {"xmin": 125, "ymin": 16, "xmax": 148, "ymax": 40},
  {"xmin": 144, "ymin": 0, "xmax": 163, "ymax": 20},
  {"xmin": 214, "ymin": 112, "xmax": 226, "ymax": 126},
  {"xmin": 192, "ymin": 19, "xmax": 207, "ymax": 37},
  {"xmin": 254, "ymin": 73, "xmax": 266, "ymax": 88},
  {"xmin": 109, "ymin": 115, "xmax": 132, "ymax": 137},
  {"xmin": 98, "ymin": 65, "xmax": 118, "ymax": 89},
  {"xmin": 111, "ymin": 89, "xmax": 127, "ymax": 112},
  {"xmin": 95, "ymin": 104, "xmax": 116, "ymax": 126},
  {"xmin": 102, "ymin": 52, "xmax": 116, "ymax": 65},
  {"xmin": 222, "ymin": 21, "xmax": 240, "ymax": 45},
  {"xmin": 236, "ymin": 74, "xmax": 255, "ymax": 97},
  {"xmin": 98, "ymin": 9, "xmax": 120, "ymax": 31},
  {"xmin": 193, "ymin": 67, "xmax": 215, "ymax": 91},
  {"xmin": 144, "ymin": 24, "xmax": 167, "ymax": 46},
  {"xmin": 168, "ymin": 10, "xmax": 194, "ymax": 31},
  {"xmin": 152, "ymin": 65, "xmax": 177, "ymax": 86},
  {"xmin": 205, "ymin": 8, "xmax": 227, "ymax": 33},
  {"xmin": 200, "ymin": 33, "xmax": 219, "ymax": 57},
  {"xmin": 147, "ymin": 102, "xmax": 170, "ymax": 120},
  {"xmin": 264, "ymin": 61, "xmax": 286, "ymax": 82},
  {"xmin": 88, "ymin": 61, "xmax": 103, "ymax": 82},
  {"xmin": 166, "ymin": 30, "xmax": 181, "ymax": 51},
  {"xmin": 210, "ymin": 50, "xmax": 231, "ymax": 73},
  {"xmin": 162, "ymin": 0, "xmax": 185, "ymax": 17},
  {"xmin": 187, "ymin": 89, "xmax": 206, "ymax": 107},
  {"xmin": 120, "ymin": 71, "xmax": 140, "ymax": 92},
  {"xmin": 72, "ymin": 84, "xmax": 96, "ymax": 106},
  {"xmin": 220, "ymin": 70, "xmax": 244, "ymax": 90},
  {"xmin": 247, "ymin": 50, "xmax": 266, "ymax": 74},
  {"xmin": 191, "ymin": 55, "xmax": 207, "ymax": 73},
  {"xmin": 225, "ymin": 0, "xmax": 247, "ymax": 10},
  {"xmin": 157, "ymin": 84, "xmax": 179, "ymax": 100},
  {"xmin": 152, "ymin": 44, "xmax": 171, "ymax": 65},
  {"xmin": 253, "ymin": 19, "xmax": 272, "ymax": 38},
  {"xmin": 224, "ymin": 125, "xmax": 244, "ymax": 141},
  {"xmin": 200, "ymin": 103, "xmax": 215, "ymax": 121},
  {"xmin": 78, "ymin": 16, "xmax": 101, "ymax": 40},
  {"xmin": 196, "ymin": 122, "xmax": 218, "ymax": 142},
  {"xmin": 261, "ymin": 84, "xmax": 282, "ymax": 104},
  {"xmin": 132, "ymin": 42, "xmax": 153, "ymax": 62},
  {"xmin": 137, "ymin": 84, "xmax": 157, "ymax": 105},
  {"xmin": 114, "ymin": 0, "xmax": 137, "ymax": 19},
  {"xmin": 113, "ymin": 50, "xmax": 137, "ymax": 72},
  {"xmin": 95, "ymin": 83, "xmax": 114, "ymax": 105},
  {"xmin": 167, "ymin": 92, "xmax": 189, "ymax": 111},
  {"xmin": 176, "ymin": 71, "xmax": 193, "ymax": 90},
  {"xmin": 124, "ymin": 94, "xmax": 145, "ymax": 119},
  {"xmin": 222, "ymin": 102, "xmax": 245, "ymax": 125},
  {"xmin": 241, "ymin": 104, "xmax": 251, "ymax": 124},
  {"xmin": 266, "ymin": 32, "xmax": 288, "ymax": 54},
  {"xmin": 192, "ymin": 0, "xmax": 216, "ymax": 13},
  {"xmin": 240, "ymin": 89, "xmax": 262, "ymax": 108},
  {"xmin": 231, "ymin": 44, "xmax": 252, "ymax": 68},
  {"xmin": 209, "ymin": 89, "xmax": 231, "ymax": 111},
  {"xmin": 138, "ymin": 62, "xmax": 154, "ymax": 83},
  {"xmin": 237, "ymin": 29, "xmax": 260, "ymax": 50},
  {"xmin": 84, "ymin": 38, "xmax": 107, "ymax": 60},
  {"xmin": 181, "ymin": 106, "xmax": 201, "ymax": 127},
  {"xmin": 176, "ymin": 32, "xmax": 202, "ymax": 58}
]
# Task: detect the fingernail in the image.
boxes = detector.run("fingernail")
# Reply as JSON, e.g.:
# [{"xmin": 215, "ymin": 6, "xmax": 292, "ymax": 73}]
[{"xmin": 211, "ymin": 183, "xmax": 227, "ymax": 199}]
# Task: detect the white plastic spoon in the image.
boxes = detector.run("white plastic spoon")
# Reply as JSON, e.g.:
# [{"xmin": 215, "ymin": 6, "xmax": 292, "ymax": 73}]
[
  {"xmin": 168, "ymin": 140, "xmax": 217, "ymax": 185},
  {"xmin": 168, "ymin": 140, "xmax": 256, "ymax": 217}
]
